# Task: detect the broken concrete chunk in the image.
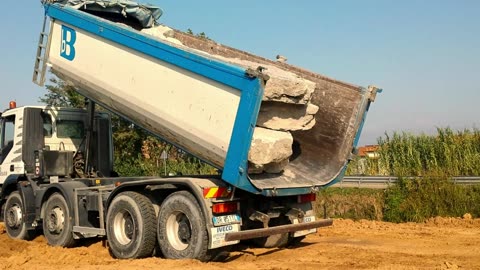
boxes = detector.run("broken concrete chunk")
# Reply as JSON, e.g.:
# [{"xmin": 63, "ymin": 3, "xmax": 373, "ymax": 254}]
[
  {"xmin": 248, "ymin": 163, "xmax": 265, "ymax": 174},
  {"xmin": 257, "ymin": 102, "xmax": 319, "ymax": 131},
  {"xmin": 263, "ymin": 159, "xmax": 290, "ymax": 173},
  {"xmin": 306, "ymin": 103, "xmax": 320, "ymax": 115},
  {"xmin": 261, "ymin": 75, "xmax": 316, "ymax": 104},
  {"xmin": 248, "ymin": 158, "xmax": 289, "ymax": 174},
  {"xmin": 217, "ymin": 58, "xmax": 316, "ymax": 104},
  {"xmin": 248, "ymin": 127, "xmax": 293, "ymax": 165}
]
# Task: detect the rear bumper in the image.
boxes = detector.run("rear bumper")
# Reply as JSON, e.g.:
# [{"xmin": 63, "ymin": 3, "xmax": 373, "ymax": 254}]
[{"xmin": 224, "ymin": 218, "xmax": 333, "ymax": 242}]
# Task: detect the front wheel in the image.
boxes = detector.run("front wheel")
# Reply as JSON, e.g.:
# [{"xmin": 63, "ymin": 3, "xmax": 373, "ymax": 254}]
[
  {"xmin": 43, "ymin": 193, "xmax": 76, "ymax": 247},
  {"xmin": 106, "ymin": 191, "xmax": 156, "ymax": 259},
  {"xmin": 4, "ymin": 191, "xmax": 34, "ymax": 240},
  {"xmin": 157, "ymin": 191, "xmax": 215, "ymax": 261}
]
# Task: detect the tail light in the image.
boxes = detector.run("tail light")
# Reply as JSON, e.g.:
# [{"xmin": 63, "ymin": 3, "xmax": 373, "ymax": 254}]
[
  {"xmin": 298, "ymin": 193, "xmax": 316, "ymax": 204},
  {"xmin": 212, "ymin": 202, "xmax": 238, "ymax": 214}
]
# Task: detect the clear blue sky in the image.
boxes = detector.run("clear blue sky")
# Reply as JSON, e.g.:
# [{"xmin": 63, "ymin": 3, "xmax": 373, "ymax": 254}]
[{"xmin": 1, "ymin": 1, "xmax": 479, "ymax": 145}]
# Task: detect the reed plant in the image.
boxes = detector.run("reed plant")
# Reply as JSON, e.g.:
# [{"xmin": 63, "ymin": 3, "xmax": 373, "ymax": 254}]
[{"xmin": 348, "ymin": 128, "xmax": 480, "ymax": 176}]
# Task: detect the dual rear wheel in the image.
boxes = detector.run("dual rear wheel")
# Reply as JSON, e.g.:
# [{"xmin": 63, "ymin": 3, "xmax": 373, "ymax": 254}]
[
  {"xmin": 106, "ymin": 191, "xmax": 156, "ymax": 259},
  {"xmin": 106, "ymin": 190, "xmax": 213, "ymax": 261}
]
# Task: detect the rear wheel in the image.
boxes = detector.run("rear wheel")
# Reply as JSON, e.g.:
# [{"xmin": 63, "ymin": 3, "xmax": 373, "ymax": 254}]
[
  {"xmin": 43, "ymin": 193, "xmax": 76, "ymax": 247},
  {"xmin": 4, "ymin": 191, "xmax": 34, "ymax": 240},
  {"xmin": 157, "ymin": 191, "xmax": 215, "ymax": 261},
  {"xmin": 106, "ymin": 191, "xmax": 156, "ymax": 259}
]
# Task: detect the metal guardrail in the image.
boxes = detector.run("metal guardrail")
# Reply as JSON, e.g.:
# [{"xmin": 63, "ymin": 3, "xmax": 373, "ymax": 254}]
[{"xmin": 332, "ymin": 176, "xmax": 480, "ymax": 189}]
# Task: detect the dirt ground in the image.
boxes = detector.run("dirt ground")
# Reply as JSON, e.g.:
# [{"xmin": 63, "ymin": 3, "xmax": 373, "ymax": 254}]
[{"xmin": 0, "ymin": 218, "xmax": 479, "ymax": 270}]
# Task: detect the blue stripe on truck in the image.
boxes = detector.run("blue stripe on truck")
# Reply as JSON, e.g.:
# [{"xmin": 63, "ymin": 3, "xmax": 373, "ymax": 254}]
[
  {"xmin": 44, "ymin": 4, "xmax": 264, "ymax": 194},
  {"xmin": 222, "ymin": 78, "xmax": 264, "ymax": 193},
  {"xmin": 45, "ymin": 5, "xmax": 252, "ymax": 90}
]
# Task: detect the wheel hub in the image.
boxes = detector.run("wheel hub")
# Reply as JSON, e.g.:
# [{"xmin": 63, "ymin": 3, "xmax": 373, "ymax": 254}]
[
  {"xmin": 166, "ymin": 211, "xmax": 191, "ymax": 251},
  {"xmin": 178, "ymin": 220, "xmax": 191, "ymax": 241},
  {"xmin": 47, "ymin": 207, "xmax": 65, "ymax": 234},
  {"xmin": 6, "ymin": 205, "xmax": 22, "ymax": 229},
  {"xmin": 113, "ymin": 210, "xmax": 135, "ymax": 245},
  {"xmin": 124, "ymin": 215, "xmax": 134, "ymax": 240}
]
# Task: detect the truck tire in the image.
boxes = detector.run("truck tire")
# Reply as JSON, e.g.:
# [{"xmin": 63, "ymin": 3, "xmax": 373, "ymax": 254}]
[
  {"xmin": 157, "ymin": 191, "xmax": 214, "ymax": 262},
  {"xmin": 4, "ymin": 191, "xmax": 34, "ymax": 240},
  {"xmin": 106, "ymin": 191, "xmax": 156, "ymax": 259},
  {"xmin": 43, "ymin": 192, "xmax": 76, "ymax": 247}
]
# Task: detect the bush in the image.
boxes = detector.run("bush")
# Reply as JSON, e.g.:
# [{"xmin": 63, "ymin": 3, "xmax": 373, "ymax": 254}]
[
  {"xmin": 316, "ymin": 188, "xmax": 384, "ymax": 220},
  {"xmin": 383, "ymin": 175, "xmax": 480, "ymax": 222},
  {"xmin": 317, "ymin": 176, "xmax": 480, "ymax": 223}
]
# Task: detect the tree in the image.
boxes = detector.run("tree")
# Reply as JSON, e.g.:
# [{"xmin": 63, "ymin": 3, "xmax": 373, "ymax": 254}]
[{"xmin": 39, "ymin": 75, "xmax": 85, "ymax": 108}]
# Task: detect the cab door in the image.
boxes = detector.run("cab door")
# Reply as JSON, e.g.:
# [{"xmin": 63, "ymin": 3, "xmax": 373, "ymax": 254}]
[{"xmin": 0, "ymin": 115, "xmax": 16, "ymax": 184}]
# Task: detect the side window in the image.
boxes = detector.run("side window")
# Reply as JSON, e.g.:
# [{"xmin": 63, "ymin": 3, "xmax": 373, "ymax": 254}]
[
  {"xmin": 0, "ymin": 116, "xmax": 15, "ymax": 164},
  {"xmin": 57, "ymin": 120, "xmax": 84, "ymax": 139},
  {"xmin": 43, "ymin": 114, "xmax": 53, "ymax": 138}
]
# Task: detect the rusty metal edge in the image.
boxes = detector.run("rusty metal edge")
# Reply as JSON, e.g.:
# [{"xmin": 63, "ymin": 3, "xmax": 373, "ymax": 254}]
[{"xmin": 224, "ymin": 219, "xmax": 333, "ymax": 242}]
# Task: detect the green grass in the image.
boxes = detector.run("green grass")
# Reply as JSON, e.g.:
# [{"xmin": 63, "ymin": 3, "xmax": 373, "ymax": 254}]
[
  {"xmin": 316, "ymin": 188, "xmax": 385, "ymax": 220},
  {"xmin": 383, "ymin": 175, "xmax": 480, "ymax": 222},
  {"xmin": 317, "ymin": 178, "xmax": 480, "ymax": 222}
]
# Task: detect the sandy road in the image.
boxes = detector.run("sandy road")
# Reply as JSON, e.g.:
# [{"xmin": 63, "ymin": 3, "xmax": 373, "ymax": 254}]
[{"xmin": 0, "ymin": 218, "xmax": 479, "ymax": 270}]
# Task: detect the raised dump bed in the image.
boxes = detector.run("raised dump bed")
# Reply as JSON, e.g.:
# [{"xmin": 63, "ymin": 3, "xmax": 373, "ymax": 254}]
[{"xmin": 36, "ymin": 1, "xmax": 381, "ymax": 196}]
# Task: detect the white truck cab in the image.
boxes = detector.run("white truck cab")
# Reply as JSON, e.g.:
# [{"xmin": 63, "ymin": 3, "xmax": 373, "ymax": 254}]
[{"xmin": 0, "ymin": 102, "xmax": 113, "ymax": 186}]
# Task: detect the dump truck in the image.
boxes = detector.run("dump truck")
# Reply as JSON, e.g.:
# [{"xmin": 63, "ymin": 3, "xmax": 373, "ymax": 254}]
[{"xmin": 0, "ymin": 1, "xmax": 381, "ymax": 261}]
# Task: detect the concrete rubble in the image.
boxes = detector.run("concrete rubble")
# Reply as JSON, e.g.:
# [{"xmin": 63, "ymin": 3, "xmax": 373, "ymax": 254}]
[
  {"xmin": 139, "ymin": 25, "xmax": 320, "ymax": 174},
  {"xmin": 257, "ymin": 102, "xmax": 319, "ymax": 131},
  {"xmin": 248, "ymin": 128, "xmax": 292, "ymax": 174},
  {"xmin": 212, "ymin": 56, "xmax": 316, "ymax": 104}
]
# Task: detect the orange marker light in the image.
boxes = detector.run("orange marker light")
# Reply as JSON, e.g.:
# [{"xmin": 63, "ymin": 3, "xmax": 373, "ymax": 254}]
[{"xmin": 9, "ymin": 101, "xmax": 16, "ymax": 109}]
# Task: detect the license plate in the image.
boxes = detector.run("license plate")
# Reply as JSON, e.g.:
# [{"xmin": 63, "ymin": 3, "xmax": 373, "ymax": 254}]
[
  {"xmin": 212, "ymin": 214, "xmax": 241, "ymax": 226},
  {"xmin": 210, "ymin": 224, "xmax": 240, "ymax": 249},
  {"xmin": 293, "ymin": 216, "xmax": 317, "ymax": 237}
]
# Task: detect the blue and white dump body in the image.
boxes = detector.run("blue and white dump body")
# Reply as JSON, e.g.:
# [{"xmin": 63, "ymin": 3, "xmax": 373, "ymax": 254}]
[{"xmin": 38, "ymin": 3, "xmax": 380, "ymax": 196}]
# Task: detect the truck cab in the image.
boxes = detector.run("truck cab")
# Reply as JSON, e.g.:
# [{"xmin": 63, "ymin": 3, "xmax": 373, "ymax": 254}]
[{"xmin": 0, "ymin": 102, "xmax": 113, "ymax": 187}]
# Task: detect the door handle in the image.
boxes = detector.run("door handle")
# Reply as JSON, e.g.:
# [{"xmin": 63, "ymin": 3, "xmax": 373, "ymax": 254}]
[{"xmin": 10, "ymin": 165, "xmax": 14, "ymax": 172}]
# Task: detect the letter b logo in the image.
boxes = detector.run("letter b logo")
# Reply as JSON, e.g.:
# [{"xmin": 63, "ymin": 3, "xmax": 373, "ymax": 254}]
[{"xmin": 61, "ymin": 25, "xmax": 76, "ymax": 61}]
